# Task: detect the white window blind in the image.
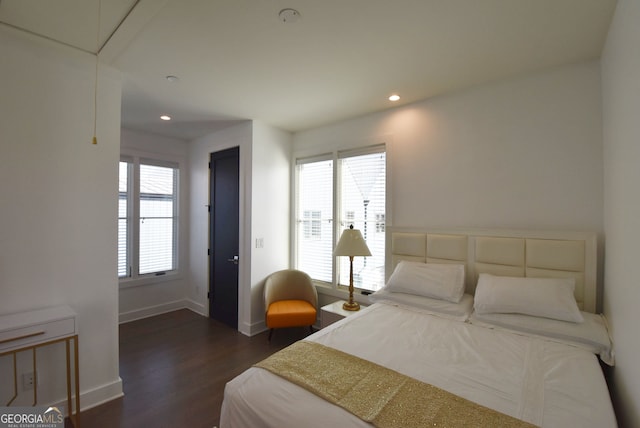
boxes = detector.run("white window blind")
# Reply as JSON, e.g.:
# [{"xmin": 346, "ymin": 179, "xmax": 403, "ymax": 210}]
[
  {"xmin": 338, "ymin": 148, "xmax": 386, "ymax": 291},
  {"xmin": 139, "ymin": 162, "xmax": 178, "ymax": 275},
  {"xmin": 118, "ymin": 161, "xmax": 129, "ymax": 278},
  {"xmin": 296, "ymin": 157, "xmax": 333, "ymax": 283},
  {"xmin": 295, "ymin": 145, "xmax": 386, "ymax": 292}
]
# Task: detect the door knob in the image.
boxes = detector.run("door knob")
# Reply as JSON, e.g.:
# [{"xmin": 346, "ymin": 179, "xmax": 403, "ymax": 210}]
[{"xmin": 227, "ymin": 255, "xmax": 239, "ymax": 265}]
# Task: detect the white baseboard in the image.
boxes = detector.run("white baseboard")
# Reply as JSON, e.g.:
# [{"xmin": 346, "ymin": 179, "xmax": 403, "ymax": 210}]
[
  {"xmin": 50, "ymin": 377, "xmax": 123, "ymax": 414},
  {"xmin": 119, "ymin": 299, "xmax": 189, "ymax": 324},
  {"xmin": 78, "ymin": 377, "xmax": 124, "ymax": 411},
  {"xmin": 246, "ymin": 319, "xmax": 266, "ymax": 336},
  {"xmin": 185, "ymin": 298, "xmax": 206, "ymax": 316}
]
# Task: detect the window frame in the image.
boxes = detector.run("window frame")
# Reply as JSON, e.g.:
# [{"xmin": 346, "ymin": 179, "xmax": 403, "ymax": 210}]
[
  {"xmin": 293, "ymin": 144, "xmax": 386, "ymax": 294},
  {"xmin": 119, "ymin": 153, "xmax": 182, "ymax": 288}
]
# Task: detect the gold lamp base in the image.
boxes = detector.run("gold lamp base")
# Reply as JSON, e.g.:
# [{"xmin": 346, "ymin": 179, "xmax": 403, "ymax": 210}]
[
  {"xmin": 343, "ymin": 300, "xmax": 360, "ymax": 311},
  {"xmin": 343, "ymin": 254, "xmax": 361, "ymax": 311}
]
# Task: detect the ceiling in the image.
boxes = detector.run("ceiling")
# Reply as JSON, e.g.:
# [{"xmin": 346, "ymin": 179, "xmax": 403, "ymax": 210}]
[{"xmin": 0, "ymin": 0, "xmax": 617, "ymax": 140}]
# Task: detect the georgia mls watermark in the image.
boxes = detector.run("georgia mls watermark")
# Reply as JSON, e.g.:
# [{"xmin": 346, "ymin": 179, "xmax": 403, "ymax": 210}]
[{"xmin": 0, "ymin": 406, "xmax": 64, "ymax": 428}]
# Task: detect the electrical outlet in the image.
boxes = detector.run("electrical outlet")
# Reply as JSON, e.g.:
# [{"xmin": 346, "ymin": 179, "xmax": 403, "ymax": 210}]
[{"xmin": 22, "ymin": 372, "xmax": 36, "ymax": 390}]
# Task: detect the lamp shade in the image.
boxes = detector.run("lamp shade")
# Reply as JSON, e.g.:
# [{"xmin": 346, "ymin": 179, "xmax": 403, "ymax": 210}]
[{"xmin": 334, "ymin": 226, "xmax": 372, "ymax": 257}]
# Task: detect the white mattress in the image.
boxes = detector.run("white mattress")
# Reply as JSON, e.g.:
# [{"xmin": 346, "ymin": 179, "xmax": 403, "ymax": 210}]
[{"xmin": 220, "ymin": 303, "xmax": 617, "ymax": 428}]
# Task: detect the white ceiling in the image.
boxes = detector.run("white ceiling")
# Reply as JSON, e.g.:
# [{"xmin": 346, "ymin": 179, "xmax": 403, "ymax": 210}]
[{"xmin": 0, "ymin": 0, "xmax": 617, "ymax": 140}]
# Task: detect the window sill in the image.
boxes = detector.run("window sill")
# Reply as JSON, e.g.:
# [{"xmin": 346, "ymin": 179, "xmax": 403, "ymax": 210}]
[{"xmin": 119, "ymin": 271, "xmax": 183, "ymax": 289}]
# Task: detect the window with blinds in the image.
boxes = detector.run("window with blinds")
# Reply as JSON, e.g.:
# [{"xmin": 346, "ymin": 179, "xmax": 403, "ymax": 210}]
[
  {"xmin": 296, "ymin": 158, "xmax": 333, "ymax": 283},
  {"xmin": 337, "ymin": 149, "xmax": 386, "ymax": 291},
  {"xmin": 118, "ymin": 161, "xmax": 130, "ymax": 278},
  {"xmin": 139, "ymin": 163, "xmax": 177, "ymax": 275},
  {"xmin": 118, "ymin": 157, "xmax": 179, "ymax": 280},
  {"xmin": 295, "ymin": 145, "xmax": 386, "ymax": 292}
]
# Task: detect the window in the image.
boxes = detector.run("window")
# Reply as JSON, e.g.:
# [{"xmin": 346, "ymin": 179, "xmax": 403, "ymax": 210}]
[
  {"xmin": 119, "ymin": 157, "xmax": 179, "ymax": 280},
  {"xmin": 296, "ymin": 158, "xmax": 333, "ymax": 283},
  {"xmin": 295, "ymin": 145, "xmax": 386, "ymax": 292},
  {"xmin": 303, "ymin": 210, "xmax": 322, "ymax": 239},
  {"xmin": 376, "ymin": 213, "xmax": 385, "ymax": 233},
  {"xmin": 118, "ymin": 161, "xmax": 130, "ymax": 277}
]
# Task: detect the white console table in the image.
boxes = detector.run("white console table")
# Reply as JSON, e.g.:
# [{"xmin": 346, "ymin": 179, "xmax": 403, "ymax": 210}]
[{"xmin": 0, "ymin": 305, "xmax": 80, "ymax": 427}]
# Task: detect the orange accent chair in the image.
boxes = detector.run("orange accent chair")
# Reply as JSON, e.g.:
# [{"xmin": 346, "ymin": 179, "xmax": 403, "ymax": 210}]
[{"xmin": 264, "ymin": 269, "xmax": 318, "ymax": 341}]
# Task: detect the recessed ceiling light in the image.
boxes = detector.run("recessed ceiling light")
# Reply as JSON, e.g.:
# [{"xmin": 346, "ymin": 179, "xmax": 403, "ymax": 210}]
[
  {"xmin": 160, "ymin": 115, "xmax": 171, "ymax": 121},
  {"xmin": 166, "ymin": 75, "xmax": 179, "ymax": 83},
  {"xmin": 389, "ymin": 94, "xmax": 400, "ymax": 102}
]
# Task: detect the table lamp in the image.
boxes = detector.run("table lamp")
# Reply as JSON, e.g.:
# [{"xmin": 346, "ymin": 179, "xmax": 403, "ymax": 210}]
[{"xmin": 334, "ymin": 225, "xmax": 372, "ymax": 311}]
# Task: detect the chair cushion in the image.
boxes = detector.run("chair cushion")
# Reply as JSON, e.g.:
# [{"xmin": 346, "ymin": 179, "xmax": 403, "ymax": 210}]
[{"xmin": 266, "ymin": 300, "xmax": 317, "ymax": 328}]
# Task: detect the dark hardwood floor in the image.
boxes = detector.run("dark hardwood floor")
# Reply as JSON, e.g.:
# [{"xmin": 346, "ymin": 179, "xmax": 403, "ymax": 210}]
[{"xmin": 77, "ymin": 309, "xmax": 312, "ymax": 428}]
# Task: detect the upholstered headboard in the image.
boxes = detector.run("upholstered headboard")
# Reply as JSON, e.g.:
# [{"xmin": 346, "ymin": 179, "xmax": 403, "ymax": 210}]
[{"xmin": 387, "ymin": 228, "xmax": 598, "ymax": 313}]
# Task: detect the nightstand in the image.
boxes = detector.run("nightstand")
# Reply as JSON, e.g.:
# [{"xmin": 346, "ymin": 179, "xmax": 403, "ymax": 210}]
[{"xmin": 320, "ymin": 300, "xmax": 367, "ymax": 328}]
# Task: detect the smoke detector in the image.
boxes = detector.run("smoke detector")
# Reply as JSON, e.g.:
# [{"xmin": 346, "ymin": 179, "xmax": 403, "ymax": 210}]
[{"xmin": 279, "ymin": 8, "xmax": 300, "ymax": 23}]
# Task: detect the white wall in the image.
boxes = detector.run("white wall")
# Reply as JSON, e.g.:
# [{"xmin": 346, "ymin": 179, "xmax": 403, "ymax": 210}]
[
  {"xmin": 187, "ymin": 122, "xmax": 291, "ymax": 335},
  {"xmin": 248, "ymin": 122, "xmax": 292, "ymax": 333},
  {"xmin": 601, "ymin": 0, "xmax": 640, "ymax": 425},
  {"xmin": 118, "ymin": 128, "xmax": 191, "ymax": 322},
  {"xmin": 0, "ymin": 27, "xmax": 123, "ymax": 409},
  {"xmin": 188, "ymin": 122, "xmax": 253, "ymax": 330},
  {"xmin": 295, "ymin": 61, "xmax": 603, "ymax": 233}
]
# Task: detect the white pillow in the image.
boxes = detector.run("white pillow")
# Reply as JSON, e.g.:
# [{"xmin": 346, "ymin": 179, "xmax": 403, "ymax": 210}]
[
  {"xmin": 369, "ymin": 290, "xmax": 473, "ymax": 321},
  {"xmin": 474, "ymin": 273, "xmax": 584, "ymax": 323},
  {"xmin": 469, "ymin": 311, "xmax": 614, "ymax": 365},
  {"xmin": 385, "ymin": 261, "xmax": 465, "ymax": 303}
]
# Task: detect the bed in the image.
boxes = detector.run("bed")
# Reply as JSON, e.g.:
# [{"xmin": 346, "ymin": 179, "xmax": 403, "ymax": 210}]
[{"xmin": 220, "ymin": 229, "xmax": 617, "ymax": 428}]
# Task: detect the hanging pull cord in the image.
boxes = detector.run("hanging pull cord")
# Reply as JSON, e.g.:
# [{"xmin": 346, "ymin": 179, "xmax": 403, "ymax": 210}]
[{"xmin": 92, "ymin": 0, "xmax": 102, "ymax": 145}]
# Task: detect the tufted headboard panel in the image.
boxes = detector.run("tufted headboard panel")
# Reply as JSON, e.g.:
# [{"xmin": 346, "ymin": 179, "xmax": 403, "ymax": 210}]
[{"xmin": 387, "ymin": 228, "xmax": 597, "ymax": 313}]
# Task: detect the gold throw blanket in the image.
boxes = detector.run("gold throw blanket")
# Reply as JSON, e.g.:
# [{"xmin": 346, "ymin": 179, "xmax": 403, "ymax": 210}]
[{"xmin": 255, "ymin": 341, "xmax": 537, "ymax": 428}]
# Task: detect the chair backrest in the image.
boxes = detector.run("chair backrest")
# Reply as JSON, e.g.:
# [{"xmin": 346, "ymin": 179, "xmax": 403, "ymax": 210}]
[{"xmin": 264, "ymin": 269, "xmax": 318, "ymax": 310}]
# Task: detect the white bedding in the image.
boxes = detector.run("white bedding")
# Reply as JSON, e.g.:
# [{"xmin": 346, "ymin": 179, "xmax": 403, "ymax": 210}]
[{"xmin": 220, "ymin": 303, "xmax": 617, "ymax": 428}]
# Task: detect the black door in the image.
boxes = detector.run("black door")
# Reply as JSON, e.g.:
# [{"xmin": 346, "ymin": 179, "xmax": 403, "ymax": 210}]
[{"xmin": 209, "ymin": 147, "xmax": 239, "ymax": 329}]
